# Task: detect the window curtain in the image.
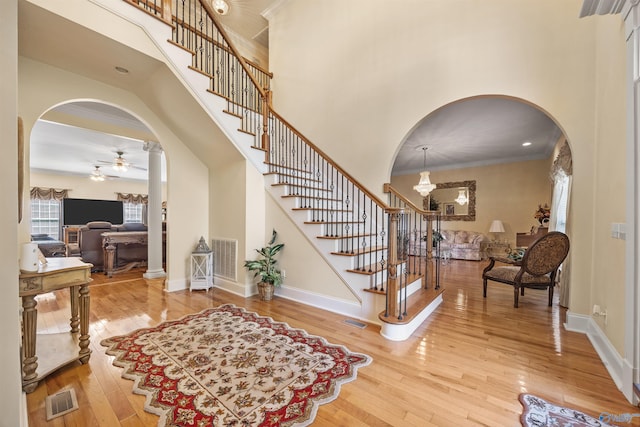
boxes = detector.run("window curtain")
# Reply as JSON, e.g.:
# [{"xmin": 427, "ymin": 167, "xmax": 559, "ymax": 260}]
[
  {"xmin": 549, "ymin": 141, "xmax": 573, "ymax": 308},
  {"xmin": 30, "ymin": 187, "xmax": 69, "ymax": 238},
  {"xmin": 117, "ymin": 193, "xmax": 148, "ymax": 224},
  {"xmin": 30, "ymin": 187, "xmax": 68, "ymax": 201}
]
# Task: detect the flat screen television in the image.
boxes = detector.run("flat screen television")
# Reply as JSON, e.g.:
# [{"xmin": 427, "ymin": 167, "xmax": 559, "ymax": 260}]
[{"xmin": 63, "ymin": 198, "xmax": 124, "ymax": 226}]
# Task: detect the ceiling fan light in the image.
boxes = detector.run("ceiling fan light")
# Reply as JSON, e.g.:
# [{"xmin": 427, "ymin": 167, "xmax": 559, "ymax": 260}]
[
  {"xmin": 212, "ymin": 0, "xmax": 229, "ymax": 15},
  {"xmin": 90, "ymin": 166, "xmax": 105, "ymax": 181}
]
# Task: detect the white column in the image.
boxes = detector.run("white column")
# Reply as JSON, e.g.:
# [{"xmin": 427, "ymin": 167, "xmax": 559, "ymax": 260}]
[{"xmin": 143, "ymin": 141, "xmax": 166, "ymax": 279}]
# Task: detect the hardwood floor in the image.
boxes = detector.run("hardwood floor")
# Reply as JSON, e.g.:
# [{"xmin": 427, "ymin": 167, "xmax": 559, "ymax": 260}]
[{"xmin": 26, "ymin": 261, "xmax": 639, "ymax": 426}]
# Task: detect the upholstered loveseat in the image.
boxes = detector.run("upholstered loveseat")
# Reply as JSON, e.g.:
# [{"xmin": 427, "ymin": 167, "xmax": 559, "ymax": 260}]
[{"xmin": 439, "ymin": 230, "xmax": 489, "ymax": 261}]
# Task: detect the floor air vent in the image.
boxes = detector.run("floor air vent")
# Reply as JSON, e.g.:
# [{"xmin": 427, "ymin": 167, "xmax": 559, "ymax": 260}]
[
  {"xmin": 343, "ymin": 319, "xmax": 367, "ymax": 329},
  {"xmin": 211, "ymin": 237, "xmax": 238, "ymax": 281},
  {"xmin": 45, "ymin": 388, "xmax": 79, "ymax": 420}
]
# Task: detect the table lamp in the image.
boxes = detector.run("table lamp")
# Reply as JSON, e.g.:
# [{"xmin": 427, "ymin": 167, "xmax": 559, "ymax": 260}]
[{"xmin": 489, "ymin": 220, "xmax": 505, "ymax": 242}]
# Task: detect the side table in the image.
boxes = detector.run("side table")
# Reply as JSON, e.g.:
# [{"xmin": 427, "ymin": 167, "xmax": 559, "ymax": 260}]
[
  {"xmin": 19, "ymin": 257, "xmax": 93, "ymax": 393},
  {"xmin": 483, "ymin": 241, "xmax": 511, "ymax": 258}
]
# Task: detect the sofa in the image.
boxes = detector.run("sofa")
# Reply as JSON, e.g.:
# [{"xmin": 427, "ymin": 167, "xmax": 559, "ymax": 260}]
[
  {"xmin": 78, "ymin": 221, "xmax": 153, "ymax": 271},
  {"xmin": 30, "ymin": 234, "xmax": 66, "ymax": 257},
  {"xmin": 439, "ymin": 230, "xmax": 489, "ymax": 261}
]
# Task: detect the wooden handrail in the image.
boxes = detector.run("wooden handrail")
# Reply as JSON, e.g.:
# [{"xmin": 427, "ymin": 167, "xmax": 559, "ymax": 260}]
[
  {"xmin": 269, "ymin": 109, "xmax": 390, "ymax": 210},
  {"xmin": 172, "ymin": 16, "xmax": 272, "ymax": 79},
  {"xmin": 197, "ymin": 0, "xmax": 267, "ymax": 100},
  {"xmin": 383, "ymin": 183, "xmax": 439, "ymax": 217}
]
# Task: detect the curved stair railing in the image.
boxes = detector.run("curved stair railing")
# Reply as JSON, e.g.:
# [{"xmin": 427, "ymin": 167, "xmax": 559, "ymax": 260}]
[{"xmin": 123, "ymin": 0, "xmax": 440, "ymax": 326}]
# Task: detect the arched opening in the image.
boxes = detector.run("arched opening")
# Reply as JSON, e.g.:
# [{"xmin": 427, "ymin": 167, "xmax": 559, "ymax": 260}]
[
  {"xmin": 28, "ymin": 100, "xmax": 167, "ymax": 277},
  {"xmin": 390, "ymin": 95, "xmax": 573, "ymax": 303}
]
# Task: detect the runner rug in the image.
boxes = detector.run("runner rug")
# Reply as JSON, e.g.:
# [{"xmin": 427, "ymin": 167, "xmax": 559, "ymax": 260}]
[
  {"xmin": 519, "ymin": 393, "xmax": 615, "ymax": 427},
  {"xmin": 101, "ymin": 304, "xmax": 372, "ymax": 427}
]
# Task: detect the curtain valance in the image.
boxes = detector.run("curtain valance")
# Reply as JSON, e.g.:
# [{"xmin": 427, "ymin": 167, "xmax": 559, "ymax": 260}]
[
  {"xmin": 116, "ymin": 193, "xmax": 148, "ymax": 204},
  {"xmin": 30, "ymin": 187, "xmax": 68, "ymax": 201},
  {"xmin": 551, "ymin": 140, "xmax": 573, "ymax": 178}
]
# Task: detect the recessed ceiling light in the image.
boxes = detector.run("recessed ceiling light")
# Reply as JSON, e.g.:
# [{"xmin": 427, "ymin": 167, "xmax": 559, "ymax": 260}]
[
  {"xmin": 115, "ymin": 66, "xmax": 129, "ymax": 74},
  {"xmin": 522, "ymin": 141, "xmax": 532, "ymax": 147}
]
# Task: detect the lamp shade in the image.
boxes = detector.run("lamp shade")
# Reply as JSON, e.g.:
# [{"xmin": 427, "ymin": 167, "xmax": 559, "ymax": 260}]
[{"xmin": 489, "ymin": 220, "xmax": 505, "ymax": 233}]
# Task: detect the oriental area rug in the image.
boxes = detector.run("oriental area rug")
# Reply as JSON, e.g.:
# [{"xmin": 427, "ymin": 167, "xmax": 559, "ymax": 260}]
[
  {"xmin": 519, "ymin": 393, "xmax": 617, "ymax": 427},
  {"xmin": 101, "ymin": 304, "xmax": 372, "ymax": 427}
]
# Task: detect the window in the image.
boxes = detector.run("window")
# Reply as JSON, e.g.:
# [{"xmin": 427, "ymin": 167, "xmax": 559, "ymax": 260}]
[
  {"xmin": 30, "ymin": 199, "xmax": 61, "ymax": 239},
  {"xmin": 123, "ymin": 202, "xmax": 144, "ymax": 223}
]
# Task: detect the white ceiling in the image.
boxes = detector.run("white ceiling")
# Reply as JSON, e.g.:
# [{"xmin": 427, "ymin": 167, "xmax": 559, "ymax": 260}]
[
  {"xmin": 21, "ymin": 1, "xmax": 563, "ymax": 182},
  {"xmin": 30, "ymin": 102, "xmax": 163, "ymax": 182},
  {"xmin": 392, "ymin": 97, "xmax": 562, "ymax": 175}
]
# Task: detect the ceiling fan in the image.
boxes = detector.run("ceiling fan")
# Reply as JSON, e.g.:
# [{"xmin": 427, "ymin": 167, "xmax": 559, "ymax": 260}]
[
  {"xmin": 97, "ymin": 150, "xmax": 147, "ymax": 172},
  {"xmin": 89, "ymin": 165, "xmax": 119, "ymax": 181}
]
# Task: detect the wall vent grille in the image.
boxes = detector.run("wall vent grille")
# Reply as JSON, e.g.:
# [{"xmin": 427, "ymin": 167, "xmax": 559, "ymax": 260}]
[
  {"xmin": 212, "ymin": 237, "xmax": 237, "ymax": 281},
  {"xmin": 45, "ymin": 388, "xmax": 79, "ymax": 420}
]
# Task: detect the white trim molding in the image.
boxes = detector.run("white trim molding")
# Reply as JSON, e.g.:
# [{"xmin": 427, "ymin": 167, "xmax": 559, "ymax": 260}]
[{"xmin": 566, "ymin": 312, "xmax": 625, "ymax": 391}]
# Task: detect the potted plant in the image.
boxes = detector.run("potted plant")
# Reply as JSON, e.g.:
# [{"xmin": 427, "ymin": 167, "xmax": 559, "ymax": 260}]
[{"xmin": 243, "ymin": 229, "xmax": 284, "ymax": 301}]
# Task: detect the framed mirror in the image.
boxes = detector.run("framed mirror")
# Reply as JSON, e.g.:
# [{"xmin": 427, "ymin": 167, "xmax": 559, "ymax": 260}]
[{"xmin": 424, "ymin": 180, "xmax": 476, "ymax": 221}]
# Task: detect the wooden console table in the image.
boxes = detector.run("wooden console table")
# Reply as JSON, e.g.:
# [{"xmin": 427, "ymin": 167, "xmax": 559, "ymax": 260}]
[
  {"xmin": 19, "ymin": 257, "xmax": 92, "ymax": 393},
  {"xmin": 102, "ymin": 231, "xmax": 158, "ymax": 278}
]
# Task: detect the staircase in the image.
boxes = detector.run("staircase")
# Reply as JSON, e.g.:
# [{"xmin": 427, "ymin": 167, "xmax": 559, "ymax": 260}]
[{"xmin": 102, "ymin": 0, "xmax": 444, "ymax": 340}]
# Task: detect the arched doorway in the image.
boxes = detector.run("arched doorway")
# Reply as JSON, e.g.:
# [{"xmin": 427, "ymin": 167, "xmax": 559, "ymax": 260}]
[
  {"xmin": 390, "ymin": 95, "xmax": 572, "ymax": 302},
  {"xmin": 28, "ymin": 100, "xmax": 167, "ymax": 277}
]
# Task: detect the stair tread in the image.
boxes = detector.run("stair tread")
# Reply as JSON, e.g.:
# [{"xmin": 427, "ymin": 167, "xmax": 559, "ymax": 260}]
[
  {"xmin": 331, "ymin": 245, "xmax": 386, "ymax": 256},
  {"xmin": 362, "ymin": 272, "xmax": 423, "ymax": 292},
  {"xmin": 264, "ymin": 162, "xmax": 313, "ymax": 175},
  {"xmin": 378, "ymin": 287, "xmax": 445, "ymax": 325},
  {"xmin": 305, "ymin": 220, "xmax": 364, "ymax": 225},
  {"xmin": 272, "ymin": 183, "xmax": 332, "ymax": 192},
  {"xmin": 265, "ymin": 173, "xmax": 322, "ymax": 183},
  {"xmin": 293, "ymin": 207, "xmax": 352, "ymax": 212},
  {"xmin": 317, "ymin": 233, "xmax": 374, "ymax": 240}
]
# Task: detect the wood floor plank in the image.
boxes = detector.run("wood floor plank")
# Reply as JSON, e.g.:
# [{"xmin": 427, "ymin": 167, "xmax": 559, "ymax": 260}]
[{"xmin": 25, "ymin": 263, "xmax": 640, "ymax": 426}]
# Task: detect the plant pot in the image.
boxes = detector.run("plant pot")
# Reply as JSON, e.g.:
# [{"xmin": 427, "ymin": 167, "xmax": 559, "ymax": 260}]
[{"xmin": 257, "ymin": 282, "xmax": 275, "ymax": 301}]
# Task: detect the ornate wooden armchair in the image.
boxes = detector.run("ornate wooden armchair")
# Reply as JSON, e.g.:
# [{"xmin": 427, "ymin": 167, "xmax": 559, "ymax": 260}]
[{"xmin": 482, "ymin": 231, "xmax": 570, "ymax": 308}]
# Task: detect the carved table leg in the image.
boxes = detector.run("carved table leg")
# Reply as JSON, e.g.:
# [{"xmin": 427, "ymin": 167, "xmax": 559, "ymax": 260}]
[
  {"xmin": 21, "ymin": 295, "xmax": 38, "ymax": 392},
  {"xmin": 70, "ymin": 285, "xmax": 79, "ymax": 333},
  {"xmin": 104, "ymin": 243, "xmax": 116, "ymax": 278},
  {"xmin": 78, "ymin": 283, "xmax": 91, "ymax": 363}
]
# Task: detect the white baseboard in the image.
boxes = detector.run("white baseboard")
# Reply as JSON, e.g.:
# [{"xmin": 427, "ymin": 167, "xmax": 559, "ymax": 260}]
[
  {"xmin": 275, "ymin": 285, "xmax": 375, "ymax": 325},
  {"xmin": 21, "ymin": 391, "xmax": 27, "ymax": 427},
  {"xmin": 213, "ymin": 277, "xmax": 253, "ymax": 297},
  {"xmin": 165, "ymin": 278, "xmax": 187, "ymax": 292},
  {"xmin": 380, "ymin": 294, "xmax": 443, "ymax": 341},
  {"xmin": 565, "ymin": 311, "xmax": 626, "ymax": 396}
]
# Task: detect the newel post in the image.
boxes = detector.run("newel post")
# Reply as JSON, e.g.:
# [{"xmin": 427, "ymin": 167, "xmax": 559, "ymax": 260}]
[
  {"xmin": 261, "ymin": 89, "xmax": 272, "ymax": 160},
  {"xmin": 161, "ymin": 0, "xmax": 173, "ymax": 24},
  {"xmin": 385, "ymin": 208, "xmax": 403, "ymax": 320}
]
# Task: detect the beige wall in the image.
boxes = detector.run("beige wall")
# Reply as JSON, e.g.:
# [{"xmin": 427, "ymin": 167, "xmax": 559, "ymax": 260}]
[
  {"xmin": 590, "ymin": 16, "xmax": 627, "ymax": 349},
  {"xmin": 268, "ymin": 0, "xmax": 628, "ymax": 352},
  {"xmin": 391, "ymin": 158, "xmax": 554, "ymax": 247},
  {"xmin": 1, "ymin": 0, "xmax": 25, "ymax": 423},
  {"xmin": 19, "ymin": 57, "xmax": 210, "ymax": 286}
]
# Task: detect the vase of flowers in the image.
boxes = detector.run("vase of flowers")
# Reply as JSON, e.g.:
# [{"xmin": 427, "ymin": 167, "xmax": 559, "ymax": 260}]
[{"xmin": 534, "ymin": 203, "xmax": 551, "ymax": 225}]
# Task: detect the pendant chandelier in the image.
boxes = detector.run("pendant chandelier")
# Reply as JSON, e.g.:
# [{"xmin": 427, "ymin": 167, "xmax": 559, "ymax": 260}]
[
  {"xmin": 413, "ymin": 146, "xmax": 436, "ymax": 197},
  {"xmin": 455, "ymin": 188, "xmax": 468, "ymax": 205}
]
